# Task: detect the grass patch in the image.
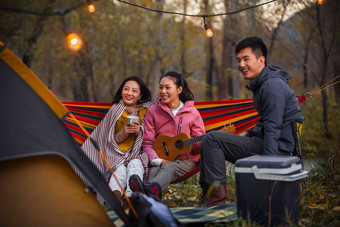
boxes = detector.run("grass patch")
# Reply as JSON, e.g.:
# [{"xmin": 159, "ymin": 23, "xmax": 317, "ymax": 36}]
[
  {"xmin": 299, "ymin": 154, "xmax": 340, "ymax": 226},
  {"xmin": 102, "ymin": 156, "xmax": 339, "ymax": 226},
  {"xmin": 163, "ymin": 162, "xmax": 236, "ymax": 208}
]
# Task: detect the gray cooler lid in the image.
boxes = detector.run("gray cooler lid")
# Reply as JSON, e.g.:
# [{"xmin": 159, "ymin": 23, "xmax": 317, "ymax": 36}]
[
  {"xmin": 235, "ymin": 155, "xmax": 308, "ymax": 181},
  {"xmin": 235, "ymin": 155, "xmax": 301, "ymax": 168}
]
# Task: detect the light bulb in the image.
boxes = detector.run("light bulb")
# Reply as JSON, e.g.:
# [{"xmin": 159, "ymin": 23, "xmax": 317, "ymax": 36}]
[
  {"xmin": 88, "ymin": 4, "xmax": 95, "ymax": 13},
  {"xmin": 204, "ymin": 23, "xmax": 214, "ymax": 38},
  {"xmin": 66, "ymin": 33, "xmax": 83, "ymax": 51},
  {"xmin": 317, "ymin": 0, "xmax": 324, "ymax": 4},
  {"xmin": 205, "ymin": 28, "xmax": 213, "ymax": 38}
]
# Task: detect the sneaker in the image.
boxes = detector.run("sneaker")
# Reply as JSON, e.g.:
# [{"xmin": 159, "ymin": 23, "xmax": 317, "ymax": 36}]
[
  {"xmin": 129, "ymin": 174, "xmax": 145, "ymax": 194},
  {"xmin": 145, "ymin": 182, "xmax": 162, "ymax": 200}
]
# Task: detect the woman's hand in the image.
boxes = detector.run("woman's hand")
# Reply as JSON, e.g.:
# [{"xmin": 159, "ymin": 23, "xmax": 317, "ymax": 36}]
[
  {"xmin": 124, "ymin": 121, "xmax": 141, "ymax": 135},
  {"xmin": 116, "ymin": 121, "xmax": 141, "ymax": 143},
  {"xmin": 160, "ymin": 159, "xmax": 170, "ymax": 167}
]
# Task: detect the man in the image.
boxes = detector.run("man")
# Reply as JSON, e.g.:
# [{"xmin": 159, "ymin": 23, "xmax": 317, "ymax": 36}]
[{"xmin": 199, "ymin": 37, "xmax": 303, "ymax": 206}]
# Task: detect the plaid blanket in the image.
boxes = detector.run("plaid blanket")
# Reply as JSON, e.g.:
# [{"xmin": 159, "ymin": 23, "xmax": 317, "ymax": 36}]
[{"xmin": 106, "ymin": 203, "xmax": 237, "ymax": 226}]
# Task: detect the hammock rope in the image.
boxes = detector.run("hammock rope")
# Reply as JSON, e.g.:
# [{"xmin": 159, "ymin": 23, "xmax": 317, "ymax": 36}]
[{"xmin": 303, "ymin": 75, "xmax": 340, "ymax": 101}]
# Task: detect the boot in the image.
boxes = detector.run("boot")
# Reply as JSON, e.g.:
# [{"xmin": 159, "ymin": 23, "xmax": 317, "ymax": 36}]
[
  {"xmin": 198, "ymin": 182, "xmax": 209, "ymax": 206},
  {"xmin": 206, "ymin": 184, "xmax": 228, "ymax": 207},
  {"xmin": 122, "ymin": 197, "xmax": 130, "ymax": 211},
  {"xmin": 114, "ymin": 190, "xmax": 130, "ymax": 210},
  {"xmin": 113, "ymin": 190, "xmax": 122, "ymax": 201}
]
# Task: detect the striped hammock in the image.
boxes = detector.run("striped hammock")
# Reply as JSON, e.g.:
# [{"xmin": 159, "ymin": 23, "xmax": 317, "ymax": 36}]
[{"xmin": 62, "ymin": 97, "xmax": 305, "ymax": 183}]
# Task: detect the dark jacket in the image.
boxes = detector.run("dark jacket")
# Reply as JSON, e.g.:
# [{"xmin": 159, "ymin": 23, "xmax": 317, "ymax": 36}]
[{"xmin": 246, "ymin": 65, "xmax": 303, "ymax": 155}]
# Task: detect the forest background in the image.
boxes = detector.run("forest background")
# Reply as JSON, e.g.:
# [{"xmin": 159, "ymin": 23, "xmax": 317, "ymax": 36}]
[{"xmin": 0, "ymin": 0, "xmax": 339, "ymax": 225}]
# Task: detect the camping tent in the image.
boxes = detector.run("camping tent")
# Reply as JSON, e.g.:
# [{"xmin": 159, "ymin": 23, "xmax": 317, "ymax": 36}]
[{"xmin": 0, "ymin": 41, "xmax": 131, "ymax": 226}]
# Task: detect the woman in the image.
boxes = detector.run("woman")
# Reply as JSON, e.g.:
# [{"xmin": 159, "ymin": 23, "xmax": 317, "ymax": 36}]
[
  {"xmin": 81, "ymin": 76, "xmax": 152, "ymax": 208},
  {"xmin": 130, "ymin": 71, "xmax": 205, "ymax": 199}
]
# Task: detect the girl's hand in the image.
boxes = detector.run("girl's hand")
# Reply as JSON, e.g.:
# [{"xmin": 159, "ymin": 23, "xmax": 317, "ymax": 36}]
[{"xmin": 160, "ymin": 159, "xmax": 170, "ymax": 167}]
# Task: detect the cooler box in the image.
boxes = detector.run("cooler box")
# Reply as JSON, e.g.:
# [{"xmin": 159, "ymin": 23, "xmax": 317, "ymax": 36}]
[{"xmin": 235, "ymin": 155, "xmax": 308, "ymax": 227}]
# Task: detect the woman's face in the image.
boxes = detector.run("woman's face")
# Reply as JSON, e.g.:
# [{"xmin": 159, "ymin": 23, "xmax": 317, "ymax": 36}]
[
  {"xmin": 159, "ymin": 76, "xmax": 182, "ymax": 106},
  {"xmin": 121, "ymin": 80, "xmax": 142, "ymax": 107}
]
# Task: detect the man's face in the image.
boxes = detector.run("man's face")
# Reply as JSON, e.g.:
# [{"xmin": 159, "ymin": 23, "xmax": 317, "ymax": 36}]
[{"xmin": 236, "ymin": 47, "xmax": 265, "ymax": 80}]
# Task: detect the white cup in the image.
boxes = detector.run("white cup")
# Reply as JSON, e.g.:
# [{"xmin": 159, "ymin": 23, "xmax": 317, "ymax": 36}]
[{"xmin": 126, "ymin": 115, "xmax": 139, "ymax": 125}]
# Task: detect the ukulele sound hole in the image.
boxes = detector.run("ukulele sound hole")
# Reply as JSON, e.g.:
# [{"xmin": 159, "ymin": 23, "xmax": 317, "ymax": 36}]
[{"xmin": 175, "ymin": 140, "xmax": 184, "ymax": 149}]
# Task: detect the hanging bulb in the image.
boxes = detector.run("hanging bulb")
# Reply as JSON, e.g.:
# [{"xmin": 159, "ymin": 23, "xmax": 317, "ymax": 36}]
[
  {"xmin": 87, "ymin": 0, "xmax": 95, "ymax": 13},
  {"xmin": 204, "ymin": 23, "xmax": 214, "ymax": 38},
  {"xmin": 317, "ymin": 0, "xmax": 324, "ymax": 4},
  {"xmin": 202, "ymin": 17, "xmax": 213, "ymax": 38},
  {"xmin": 66, "ymin": 33, "xmax": 83, "ymax": 51},
  {"xmin": 88, "ymin": 4, "xmax": 95, "ymax": 13},
  {"xmin": 64, "ymin": 23, "xmax": 83, "ymax": 51}
]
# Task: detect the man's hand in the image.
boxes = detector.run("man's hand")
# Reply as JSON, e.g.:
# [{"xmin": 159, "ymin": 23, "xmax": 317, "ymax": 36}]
[{"xmin": 240, "ymin": 132, "xmax": 249, "ymax": 137}]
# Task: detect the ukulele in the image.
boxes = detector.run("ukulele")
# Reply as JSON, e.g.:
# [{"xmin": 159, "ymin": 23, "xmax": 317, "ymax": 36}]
[{"xmin": 154, "ymin": 123, "xmax": 235, "ymax": 161}]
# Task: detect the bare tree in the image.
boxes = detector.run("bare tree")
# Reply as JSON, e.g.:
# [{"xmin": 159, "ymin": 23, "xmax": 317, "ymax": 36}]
[
  {"xmin": 314, "ymin": 1, "xmax": 339, "ymax": 138},
  {"xmin": 180, "ymin": 0, "xmax": 188, "ymax": 77},
  {"xmin": 267, "ymin": 0, "xmax": 291, "ymax": 59},
  {"xmin": 203, "ymin": 0, "xmax": 214, "ymax": 100},
  {"xmin": 151, "ymin": 0, "xmax": 164, "ymax": 102},
  {"xmin": 220, "ymin": 0, "xmax": 238, "ymax": 99},
  {"xmin": 303, "ymin": 30, "xmax": 314, "ymax": 89}
]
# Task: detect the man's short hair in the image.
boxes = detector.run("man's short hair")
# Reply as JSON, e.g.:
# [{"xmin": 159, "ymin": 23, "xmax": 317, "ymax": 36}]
[{"xmin": 235, "ymin": 37, "xmax": 267, "ymax": 60}]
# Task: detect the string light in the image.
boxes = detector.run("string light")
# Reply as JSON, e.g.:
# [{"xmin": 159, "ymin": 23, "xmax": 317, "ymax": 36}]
[
  {"xmin": 203, "ymin": 17, "xmax": 213, "ymax": 38},
  {"xmin": 116, "ymin": 0, "xmax": 277, "ymax": 38},
  {"xmin": 87, "ymin": 0, "xmax": 95, "ymax": 13},
  {"xmin": 0, "ymin": 0, "xmax": 280, "ymax": 46},
  {"xmin": 204, "ymin": 24, "xmax": 213, "ymax": 38},
  {"xmin": 116, "ymin": 0, "xmax": 278, "ymax": 18},
  {"xmin": 64, "ymin": 23, "xmax": 83, "ymax": 51},
  {"xmin": 0, "ymin": 1, "xmax": 90, "ymax": 16}
]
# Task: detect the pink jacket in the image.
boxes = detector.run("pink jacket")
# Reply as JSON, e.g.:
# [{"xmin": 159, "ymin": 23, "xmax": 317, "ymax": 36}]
[{"xmin": 142, "ymin": 99, "xmax": 205, "ymax": 163}]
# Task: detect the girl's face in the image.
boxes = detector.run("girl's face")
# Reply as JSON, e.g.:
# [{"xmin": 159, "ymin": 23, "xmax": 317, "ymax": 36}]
[
  {"xmin": 159, "ymin": 76, "xmax": 182, "ymax": 107},
  {"xmin": 121, "ymin": 80, "xmax": 142, "ymax": 107}
]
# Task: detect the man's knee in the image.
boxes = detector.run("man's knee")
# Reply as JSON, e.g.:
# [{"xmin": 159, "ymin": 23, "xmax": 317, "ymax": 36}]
[
  {"xmin": 203, "ymin": 131, "xmax": 221, "ymax": 148},
  {"xmin": 201, "ymin": 131, "xmax": 226, "ymax": 154},
  {"xmin": 206, "ymin": 131, "xmax": 220, "ymax": 140}
]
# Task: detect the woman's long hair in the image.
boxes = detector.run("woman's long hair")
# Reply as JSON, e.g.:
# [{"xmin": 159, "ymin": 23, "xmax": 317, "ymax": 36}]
[
  {"xmin": 159, "ymin": 71, "xmax": 194, "ymax": 103},
  {"xmin": 113, "ymin": 76, "xmax": 151, "ymax": 104}
]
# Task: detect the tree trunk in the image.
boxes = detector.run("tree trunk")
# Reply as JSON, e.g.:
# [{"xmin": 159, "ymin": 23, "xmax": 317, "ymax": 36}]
[
  {"xmin": 203, "ymin": 0, "xmax": 213, "ymax": 101},
  {"xmin": 22, "ymin": 1, "xmax": 55, "ymax": 67},
  {"xmin": 321, "ymin": 91, "xmax": 331, "ymax": 138},
  {"xmin": 71, "ymin": 43, "xmax": 95, "ymax": 102},
  {"xmin": 205, "ymin": 37, "xmax": 214, "ymax": 101},
  {"xmin": 151, "ymin": 0, "xmax": 164, "ymax": 102},
  {"xmin": 267, "ymin": 0, "xmax": 290, "ymax": 60},
  {"xmin": 180, "ymin": 0, "xmax": 188, "ymax": 77},
  {"xmin": 334, "ymin": 62, "xmax": 340, "ymax": 106},
  {"xmin": 303, "ymin": 30, "xmax": 313, "ymax": 89},
  {"xmin": 316, "ymin": 2, "xmax": 336, "ymax": 138},
  {"xmin": 220, "ymin": 0, "xmax": 238, "ymax": 99}
]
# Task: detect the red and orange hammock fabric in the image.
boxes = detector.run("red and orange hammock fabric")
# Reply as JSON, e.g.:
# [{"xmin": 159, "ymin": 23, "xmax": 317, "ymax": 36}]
[{"xmin": 62, "ymin": 97, "xmax": 305, "ymax": 183}]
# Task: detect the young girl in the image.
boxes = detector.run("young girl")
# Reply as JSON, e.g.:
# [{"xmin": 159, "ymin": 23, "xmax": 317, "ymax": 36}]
[
  {"xmin": 130, "ymin": 71, "xmax": 205, "ymax": 199},
  {"xmin": 81, "ymin": 76, "xmax": 152, "ymax": 208}
]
